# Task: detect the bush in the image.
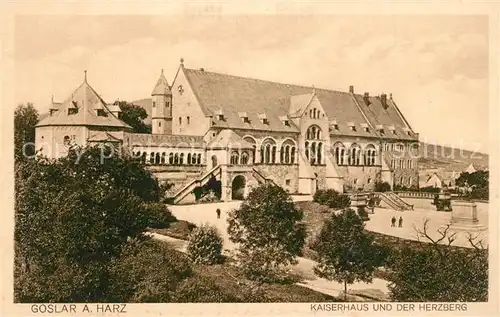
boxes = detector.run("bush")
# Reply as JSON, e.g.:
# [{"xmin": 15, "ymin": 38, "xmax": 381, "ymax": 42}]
[
  {"xmin": 374, "ymin": 181, "xmax": 391, "ymax": 192},
  {"xmin": 313, "ymin": 189, "xmax": 350, "ymax": 209},
  {"xmin": 145, "ymin": 203, "xmax": 176, "ymax": 229},
  {"xmin": 173, "ymin": 275, "xmax": 240, "ymax": 302},
  {"xmin": 357, "ymin": 206, "xmax": 370, "ymax": 221},
  {"xmin": 187, "ymin": 224, "xmax": 224, "ymax": 265}
]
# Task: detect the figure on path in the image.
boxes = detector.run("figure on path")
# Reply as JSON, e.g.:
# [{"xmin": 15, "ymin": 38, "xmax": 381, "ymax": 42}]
[
  {"xmin": 398, "ymin": 216, "xmax": 403, "ymax": 228},
  {"xmin": 216, "ymin": 208, "xmax": 221, "ymax": 219},
  {"xmin": 391, "ymin": 216, "xmax": 396, "ymax": 227}
]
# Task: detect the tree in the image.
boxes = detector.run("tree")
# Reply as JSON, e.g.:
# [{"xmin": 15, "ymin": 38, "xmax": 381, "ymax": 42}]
[
  {"xmin": 14, "ymin": 103, "xmax": 39, "ymax": 162},
  {"xmin": 387, "ymin": 220, "xmax": 488, "ymax": 301},
  {"xmin": 187, "ymin": 224, "xmax": 224, "ymax": 265},
  {"xmin": 14, "ymin": 145, "xmax": 164, "ymax": 302},
  {"xmin": 227, "ymin": 184, "xmax": 306, "ymax": 282},
  {"xmin": 115, "ymin": 101, "xmax": 152, "ymax": 133},
  {"xmin": 312, "ymin": 208, "xmax": 385, "ymax": 301},
  {"xmin": 374, "ymin": 181, "xmax": 391, "ymax": 192}
]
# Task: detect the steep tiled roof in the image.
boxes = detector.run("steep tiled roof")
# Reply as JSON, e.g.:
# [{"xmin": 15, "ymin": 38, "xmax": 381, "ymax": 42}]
[
  {"xmin": 353, "ymin": 95, "xmax": 417, "ymax": 141},
  {"xmin": 126, "ymin": 133, "xmax": 204, "ymax": 148},
  {"xmin": 151, "ymin": 70, "xmax": 172, "ymax": 96},
  {"xmin": 36, "ymin": 78, "xmax": 132, "ymax": 129},
  {"xmin": 289, "ymin": 93, "xmax": 314, "ymax": 118},
  {"xmin": 183, "ymin": 68, "xmax": 384, "ymax": 138},
  {"xmin": 207, "ymin": 129, "xmax": 255, "ymax": 150}
]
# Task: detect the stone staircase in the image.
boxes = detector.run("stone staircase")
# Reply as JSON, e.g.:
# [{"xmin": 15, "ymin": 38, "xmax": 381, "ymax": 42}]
[
  {"xmin": 172, "ymin": 165, "xmax": 222, "ymax": 204},
  {"xmin": 376, "ymin": 192, "xmax": 413, "ymax": 211},
  {"xmin": 252, "ymin": 167, "xmax": 279, "ymax": 186}
]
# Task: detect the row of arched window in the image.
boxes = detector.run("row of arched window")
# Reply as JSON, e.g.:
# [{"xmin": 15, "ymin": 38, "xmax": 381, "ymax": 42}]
[
  {"xmin": 230, "ymin": 151, "xmax": 251, "ymax": 165},
  {"xmin": 308, "ymin": 108, "xmax": 324, "ymax": 119},
  {"xmin": 333, "ymin": 143, "xmax": 378, "ymax": 166},
  {"xmin": 305, "ymin": 141, "xmax": 323, "ymax": 165},
  {"xmin": 134, "ymin": 151, "xmax": 202, "ymax": 165},
  {"xmin": 306, "ymin": 125, "xmax": 322, "ymax": 140},
  {"xmin": 257, "ymin": 138, "xmax": 297, "ymax": 164},
  {"xmin": 390, "ymin": 159, "xmax": 414, "ymax": 169}
]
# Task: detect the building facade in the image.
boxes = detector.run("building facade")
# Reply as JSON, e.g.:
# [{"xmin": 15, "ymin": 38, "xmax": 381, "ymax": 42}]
[{"xmin": 36, "ymin": 59, "xmax": 419, "ymax": 203}]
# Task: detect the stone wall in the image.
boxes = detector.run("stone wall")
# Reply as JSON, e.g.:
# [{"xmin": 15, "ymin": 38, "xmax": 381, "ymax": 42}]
[
  {"xmin": 254, "ymin": 164, "xmax": 299, "ymax": 193},
  {"xmin": 171, "ymin": 68, "xmax": 211, "ymax": 136}
]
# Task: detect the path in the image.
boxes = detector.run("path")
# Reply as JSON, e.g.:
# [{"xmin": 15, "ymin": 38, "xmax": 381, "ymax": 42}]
[
  {"xmin": 365, "ymin": 207, "xmax": 489, "ymax": 248},
  {"xmin": 165, "ymin": 198, "xmax": 390, "ymax": 300}
]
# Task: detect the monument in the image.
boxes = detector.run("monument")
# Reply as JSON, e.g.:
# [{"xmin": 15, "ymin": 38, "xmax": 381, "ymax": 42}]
[{"xmin": 449, "ymin": 200, "xmax": 487, "ymax": 232}]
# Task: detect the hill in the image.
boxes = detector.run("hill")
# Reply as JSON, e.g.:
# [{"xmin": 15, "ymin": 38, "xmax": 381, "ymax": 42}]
[{"xmin": 418, "ymin": 142, "xmax": 488, "ymax": 172}]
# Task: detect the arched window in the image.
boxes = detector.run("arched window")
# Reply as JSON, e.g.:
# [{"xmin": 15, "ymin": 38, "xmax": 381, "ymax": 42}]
[
  {"xmin": 280, "ymin": 139, "xmax": 296, "ymax": 164},
  {"xmin": 150, "ymin": 152, "xmax": 155, "ymax": 164},
  {"xmin": 155, "ymin": 153, "xmax": 160, "ymax": 165},
  {"xmin": 141, "ymin": 152, "xmax": 146, "ymax": 163},
  {"xmin": 310, "ymin": 142, "xmax": 316, "ymax": 165},
  {"xmin": 333, "ymin": 142, "xmax": 346, "ymax": 166},
  {"xmin": 260, "ymin": 138, "xmax": 276, "ymax": 164},
  {"xmin": 169, "ymin": 153, "xmax": 173, "ymax": 164},
  {"xmin": 192, "ymin": 153, "xmax": 197, "ymax": 165},
  {"xmin": 349, "ymin": 144, "xmax": 362, "ymax": 165},
  {"xmin": 408, "ymin": 177, "xmax": 412, "ymax": 186},
  {"xmin": 187, "ymin": 153, "xmax": 192, "ymax": 165},
  {"xmin": 161, "ymin": 152, "xmax": 166, "ymax": 164},
  {"xmin": 174, "ymin": 153, "xmax": 179, "ymax": 165},
  {"xmin": 243, "ymin": 136, "xmax": 257, "ymax": 164},
  {"xmin": 63, "ymin": 135, "xmax": 71, "ymax": 146},
  {"xmin": 241, "ymin": 151, "xmax": 249, "ymax": 165},
  {"xmin": 305, "ymin": 141, "xmax": 310, "ymax": 161},
  {"xmin": 180, "ymin": 153, "xmax": 184, "ymax": 165},
  {"xmin": 306, "ymin": 125, "xmax": 322, "ymax": 140},
  {"xmin": 230, "ymin": 151, "xmax": 239, "ymax": 165},
  {"xmin": 364, "ymin": 144, "xmax": 377, "ymax": 166},
  {"xmin": 317, "ymin": 142, "xmax": 323, "ymax": 165},
  {"xmin": 197, "ymin": 154, "xmax": 201, "ymax": 165}
]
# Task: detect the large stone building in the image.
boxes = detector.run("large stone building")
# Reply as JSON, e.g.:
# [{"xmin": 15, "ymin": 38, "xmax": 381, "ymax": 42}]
[{"xmin": 35, "ymin": 59, "xmax": 419, "ymax": 203}]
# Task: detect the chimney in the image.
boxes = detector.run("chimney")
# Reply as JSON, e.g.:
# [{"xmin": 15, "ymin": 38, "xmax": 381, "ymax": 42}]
[
  {"xmin": 349, "ymin": 85, "xmax": 354, "ymax": 93},
  {"xmin": 381, "ymin": 93, "xmax": 388, "ymax": 109},
  {"xmin": 363, "ymin": 92, "xmax": 370, "ymax": 105}
]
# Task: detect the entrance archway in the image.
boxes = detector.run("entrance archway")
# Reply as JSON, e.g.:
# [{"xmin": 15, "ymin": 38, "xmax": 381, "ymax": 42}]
[
  {"xmin": 211, "ymin": 155, "xmax": 218, "ymax": 169},
  {"xmin": 231, "ymin": 175, "xmax": 246, "ymax": 200}
]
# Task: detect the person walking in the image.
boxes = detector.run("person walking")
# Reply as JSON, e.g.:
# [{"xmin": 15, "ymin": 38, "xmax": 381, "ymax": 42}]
[
  {"xmin": 216, "ymin": 208, "xmax": 221, "ymax": 219},
  {"xmin": 398, "ymin": 216, "xmax": 403, "ymax": 228},
  {"xmin": 391, "ymin": 216, "xmax": 396, "ymax": 227}
]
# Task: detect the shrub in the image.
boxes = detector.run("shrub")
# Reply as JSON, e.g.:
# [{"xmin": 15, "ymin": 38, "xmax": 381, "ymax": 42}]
[
  {"xmin": 145, "ymin": 203, "xmax": 176, "ymax": 229},
  {"xmin": 173, "ymin": 275, "xmax": 240, "ymax": 303},
  {"xmin": 313, "ymin": 189, "xmax": 351, "ymax": 209},
  {"xmin": 187, "ymin": 224, "xmax": 224, "ymax": 265},
  {"xmin": 374, "ymin": 181, "xmax": 391, "ymax": 192},
  {"xmin": 357, "ymin": 206, "xmax": 370, "ymax": 221}
]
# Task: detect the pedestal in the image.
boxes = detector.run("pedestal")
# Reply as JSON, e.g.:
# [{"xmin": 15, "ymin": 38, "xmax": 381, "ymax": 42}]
[{"xmin": 449, "ymin": 201, "xmax": 486, "ymax": 232}]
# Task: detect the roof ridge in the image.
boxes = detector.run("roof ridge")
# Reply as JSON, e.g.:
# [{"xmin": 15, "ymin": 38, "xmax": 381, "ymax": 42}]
[{"xmin": 184, "ymin": 67, "xmax": 350, "ymax": 95}]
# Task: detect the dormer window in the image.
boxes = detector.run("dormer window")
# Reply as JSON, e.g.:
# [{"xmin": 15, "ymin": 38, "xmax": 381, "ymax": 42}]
[
  {"xmin": 96, "ymin": 109, "xmax": 107, "ymax": 117},
  {"xmin": 279, "ymin": 115, "xmax": 290, "ymax": 127},
  {"xmin": 361, "ymin": 123, "xmax": 369, "ymax": 133},
  {"xmin": 68, "ymin": 108, "xmax": 78, "ymax": 115},
  {"xmin": 215, "ymin": 109, "xmax": 224, "ymax": 121},
  {"xmin": 330, "ymin": 120, "xmax": 339, "ymax": 131},
  {"xmin": 153, "ymin": 101, "xmax": 156, "ymax": 108},
  {"xmin": 347, "ymin": 122, "xmax": 355, "ymax": 131},
  {"xmin": 258, "ymin": 113, "xmax": 268, "ymax": 124},
  {"xmin": 178, "ymin": 85, "xmax": 184, "ymax": 95},
  {"xmin": 239, "ymin": 112, "xmax": 250, "ymax": 123}
]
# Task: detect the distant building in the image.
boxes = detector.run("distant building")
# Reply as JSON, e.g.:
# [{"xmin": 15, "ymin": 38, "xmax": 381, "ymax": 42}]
[
  {"xmin": 421, "ymin": 173, "xmax": 443, "ymax": 189},
  {"xmin": 35, "ymin": 59, "xmax": 420, "ymax": 202}
]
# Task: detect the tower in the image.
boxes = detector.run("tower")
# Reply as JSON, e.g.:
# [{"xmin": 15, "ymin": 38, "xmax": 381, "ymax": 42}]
[{"xmin": 151, "ymin": 69, "xmax": 172, "ymax": 134}]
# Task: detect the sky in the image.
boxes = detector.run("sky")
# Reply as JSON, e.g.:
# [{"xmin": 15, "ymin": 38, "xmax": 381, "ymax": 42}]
[{"xmin": 14, "ymin": 15, "xmax": 489, "ymax": 152}]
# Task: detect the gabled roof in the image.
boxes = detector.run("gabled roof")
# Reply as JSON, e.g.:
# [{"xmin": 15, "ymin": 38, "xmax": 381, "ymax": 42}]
[
  {"xmin": 151, "ymin": 69, "xmax": 172, "ymax": 96},
  {"xmin": 36, "ymin": 76, "xmax": 132, "ymax": 130},
  {"xmin": 207, "ymin": 129, "xmax": 255, "ymax": 150},
  {"xmin": 182, "ymin": 68, "xmax": 387, "ymax": 137}
]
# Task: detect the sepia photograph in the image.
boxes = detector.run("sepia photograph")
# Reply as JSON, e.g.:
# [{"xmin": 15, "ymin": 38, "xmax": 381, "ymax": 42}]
[{"xmin": 3, "ymin": 6, "xmax": 498, "ymax": 316}]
